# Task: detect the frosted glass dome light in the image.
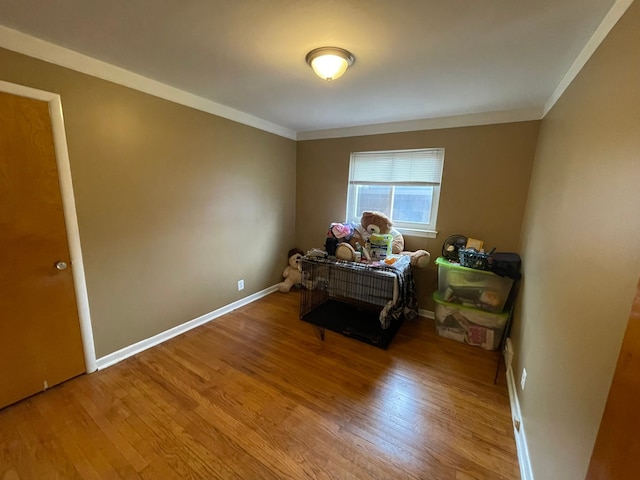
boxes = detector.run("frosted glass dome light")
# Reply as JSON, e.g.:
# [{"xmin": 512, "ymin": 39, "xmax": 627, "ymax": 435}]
[{"xmin": 306, "ymin": 47, "xmax": 355, "ymax": 81}]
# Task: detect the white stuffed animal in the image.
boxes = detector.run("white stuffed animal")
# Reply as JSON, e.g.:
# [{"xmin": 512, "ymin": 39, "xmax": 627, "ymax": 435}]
[{"xmin": 277, "ymin": 248, "xmax": 304, "ymax": 292}]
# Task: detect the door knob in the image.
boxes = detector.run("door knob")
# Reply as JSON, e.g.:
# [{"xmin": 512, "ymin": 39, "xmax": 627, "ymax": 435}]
[{"xmin": 55, "ymin": 261, "xmax": 68, "ymax": 270}]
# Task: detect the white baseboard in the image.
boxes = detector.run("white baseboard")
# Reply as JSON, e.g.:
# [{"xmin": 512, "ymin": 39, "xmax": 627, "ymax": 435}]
[
  {"xmin": 505, "ymin": 353, "xmax": 534, "ymax": 480},
  {"xmin": 96, "ymin": 284, "xmax": 279, "ymax": 370},
  {"xmin": 505, "ymin": 337, "xmax": 514, "ymax": 370},
  {"xmin": 418, "ymin": 308, "xmax": 435, "ymax": 319}
]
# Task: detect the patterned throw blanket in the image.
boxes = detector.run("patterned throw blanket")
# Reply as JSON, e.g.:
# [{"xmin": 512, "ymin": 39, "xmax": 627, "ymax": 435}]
[
  {"xmin": 302, "ymin": 255, "xmax": 418, "ymax": 329},
  {"xmin": 378, "ymin": 256, "xmax": 418, "ymax": 328}
]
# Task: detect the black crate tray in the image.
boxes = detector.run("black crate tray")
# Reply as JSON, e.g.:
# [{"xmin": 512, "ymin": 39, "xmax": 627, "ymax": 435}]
[{"xmin": 300, "ymin": 299, "xmax": 403, "ymax": 350}]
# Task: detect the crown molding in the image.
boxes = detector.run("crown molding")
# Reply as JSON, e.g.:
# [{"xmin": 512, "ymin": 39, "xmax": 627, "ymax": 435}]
[
  {"xmin": 296, "ymin": 108, "xmax": 544, "ymax": 141},
  {"xmin": 0, "ymin": 25, "xmax": 297, "ymax": 140}
]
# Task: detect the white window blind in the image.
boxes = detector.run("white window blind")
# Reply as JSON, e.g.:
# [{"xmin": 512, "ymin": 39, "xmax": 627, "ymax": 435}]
[
  {"xmin": 346, "ymin": 148, "xmax": 445, "ymax": 236},
  {"xmin": 349, "ymin": 148, "xmax": 445, "ymax": 186}
]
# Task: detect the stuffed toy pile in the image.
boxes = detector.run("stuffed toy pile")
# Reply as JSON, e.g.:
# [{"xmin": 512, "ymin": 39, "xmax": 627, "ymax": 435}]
[{"xmin": 352, "ymin": 211, "xmax": 430, "ymax": 267}]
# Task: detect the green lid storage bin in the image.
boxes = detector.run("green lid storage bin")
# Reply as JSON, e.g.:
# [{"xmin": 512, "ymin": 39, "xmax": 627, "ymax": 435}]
[
  {"xmin": 433, "ymin": 292, "xmax": 509, "ymax": 350},
  {"xmin": 435, "ymin": 256, "xmax": 514, "ymax": 313}
]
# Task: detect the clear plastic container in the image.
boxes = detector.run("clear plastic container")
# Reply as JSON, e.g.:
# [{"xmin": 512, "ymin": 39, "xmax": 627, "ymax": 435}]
[
  {"xmin": 435, "ymin": 256, "xmax": 514, "ymax": 313},
  {"xmin": 433, "ymin": 292, "xmax": 509, "ymax": 350}
]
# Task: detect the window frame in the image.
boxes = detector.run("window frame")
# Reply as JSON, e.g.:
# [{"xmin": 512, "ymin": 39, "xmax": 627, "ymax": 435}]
[{"xmin": 345, "ymin": 148, "xmax": 444, "ymax": 238}]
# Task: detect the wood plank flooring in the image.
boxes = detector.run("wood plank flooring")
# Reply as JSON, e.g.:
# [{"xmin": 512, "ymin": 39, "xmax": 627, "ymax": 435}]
[{"xmin": 0, "ymin": 291, "xmax": 519, "ymax": 479}]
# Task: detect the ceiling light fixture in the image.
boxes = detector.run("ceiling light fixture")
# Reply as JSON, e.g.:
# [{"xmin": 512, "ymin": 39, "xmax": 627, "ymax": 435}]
[{"xmin": 305, "ymin": 47, "xmax": 355, "ymax": 81}]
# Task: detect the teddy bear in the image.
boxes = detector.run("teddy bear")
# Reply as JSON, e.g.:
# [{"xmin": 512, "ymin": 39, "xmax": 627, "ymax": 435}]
[
  {"xmin": 349, "ymin": 211, "xmax": 431, "ymax": 268},
  {"xmin": 277, "ymin": 248, "xmax": 304, "ymax": 292}
]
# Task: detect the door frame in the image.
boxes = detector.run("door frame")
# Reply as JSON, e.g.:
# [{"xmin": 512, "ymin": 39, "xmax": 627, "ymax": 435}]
[{"xmin": 1, "ymin": 80, "xmax": 96, "ymax": 373}]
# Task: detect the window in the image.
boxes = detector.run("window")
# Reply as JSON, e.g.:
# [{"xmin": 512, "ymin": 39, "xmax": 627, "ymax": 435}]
[{"xmin": 346, "ymin": 148, "xmax": 445, "ymax": 237}]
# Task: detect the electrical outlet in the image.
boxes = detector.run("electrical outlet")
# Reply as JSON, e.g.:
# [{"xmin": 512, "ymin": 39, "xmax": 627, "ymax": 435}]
[
  {"xmin": 237, "ymin": 279, "xmax": 244, "ymax": 291},
  {"xmin": 521, "ymin": 368, "xmax": 527, "ymax": 390}
]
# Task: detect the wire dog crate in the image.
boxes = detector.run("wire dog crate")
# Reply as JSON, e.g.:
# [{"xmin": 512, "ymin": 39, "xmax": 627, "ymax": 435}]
[{"xmin": 299, "ymin": 256, "xmax": 416, "ymax": 349}]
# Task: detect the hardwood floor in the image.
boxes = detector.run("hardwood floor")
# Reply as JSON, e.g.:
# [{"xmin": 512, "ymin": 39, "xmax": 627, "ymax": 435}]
[{"xmin": 0, "ymin": 292, "xmax": 519, "ymax": 479}]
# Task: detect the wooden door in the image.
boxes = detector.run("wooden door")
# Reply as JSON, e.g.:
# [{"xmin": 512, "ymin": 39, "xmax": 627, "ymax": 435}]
[
  {"xmin": 586, "ymin": 277, "xmax": 640, "ymax": 479},
  {"xmin": 0, "ymin": 91, "xmax": 85, "ymax": 409}
]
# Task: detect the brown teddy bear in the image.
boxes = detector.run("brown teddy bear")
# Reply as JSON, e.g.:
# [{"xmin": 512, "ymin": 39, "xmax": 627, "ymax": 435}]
[
  {"xmin": 349, "ymin": 211, "xmax": 431, "ymax": 268},
  {"xmin": 277, "ymin": 248, "xmax": 304, "ymax": 292}
]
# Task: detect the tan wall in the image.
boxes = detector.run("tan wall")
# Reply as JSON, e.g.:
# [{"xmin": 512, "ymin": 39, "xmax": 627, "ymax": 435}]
[
  {"xmin": 296, "ymin": 122, "xmax": 540, "ymax": 310},
  {"xmin": 512, "ymin": 1, "xmax": 640, "ymax": 478},
  {"xmin": 0, "ymin": 48, "xmax": 297, "ymax": 358}
]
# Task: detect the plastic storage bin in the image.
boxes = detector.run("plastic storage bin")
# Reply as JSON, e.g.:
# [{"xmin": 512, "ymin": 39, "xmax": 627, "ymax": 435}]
[
  {"xmin": 435, "ymin": 256, "xmax": 514, "ymax": 313},
  {"xmin": 433, "ymin": 292, "xmax": 509, "ymax": 350}
]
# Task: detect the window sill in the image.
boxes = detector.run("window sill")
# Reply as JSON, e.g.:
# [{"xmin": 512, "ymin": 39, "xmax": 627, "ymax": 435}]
[{"xmin": 396, "ymin": 227, "xmax": 438, "ymax": 239}]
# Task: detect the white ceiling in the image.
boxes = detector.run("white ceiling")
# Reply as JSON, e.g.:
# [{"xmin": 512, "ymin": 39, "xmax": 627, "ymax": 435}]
[{"xmin": 0, "ymin": 0, "xmax": 621, "ymax": 139}]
